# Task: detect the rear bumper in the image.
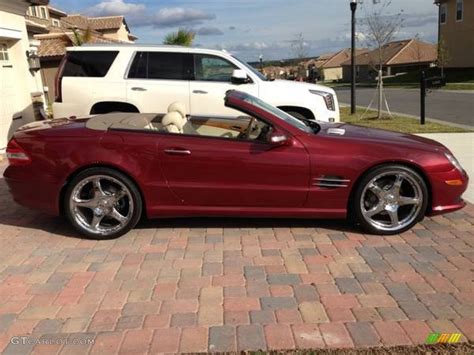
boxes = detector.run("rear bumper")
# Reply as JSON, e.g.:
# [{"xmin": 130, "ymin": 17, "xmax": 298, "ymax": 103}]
[
  {"xmin": 427, "ymin": 168, "xmax": 469, "ymax": 216},
  {"xmin": 3, "ymin": 166, "xmax": 61, "ymax": 216}
]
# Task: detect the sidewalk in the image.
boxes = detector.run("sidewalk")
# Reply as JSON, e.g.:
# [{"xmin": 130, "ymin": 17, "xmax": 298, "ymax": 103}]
[{"xmin": 417, "ymin": 133, "xmax": 474, "ymax": 203}]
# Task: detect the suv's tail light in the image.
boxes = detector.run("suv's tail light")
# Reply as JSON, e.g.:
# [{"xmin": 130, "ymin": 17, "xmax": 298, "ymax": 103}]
[
  {"xmin": 6, "ymin": 139, "xmax": 31, "ymax": 165},
  {"xmin": 55, "ymin": 55, "xmax": 67, "ymax": 102}
]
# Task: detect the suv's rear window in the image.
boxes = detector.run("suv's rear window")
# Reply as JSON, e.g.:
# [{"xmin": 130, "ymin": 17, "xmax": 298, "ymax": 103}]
[
  {"xmin": 63, "ymin": 51, "xmax": 118, "ymax": 77},
  {"xmin": 128, "ymin": 52, "xmax": 192, "ymax": 80}
]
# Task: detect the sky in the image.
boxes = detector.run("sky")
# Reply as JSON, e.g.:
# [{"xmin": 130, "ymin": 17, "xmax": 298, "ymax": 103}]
[{"xmin": 51, "ymin": 0, "xmax": 439, "ymax": 62}]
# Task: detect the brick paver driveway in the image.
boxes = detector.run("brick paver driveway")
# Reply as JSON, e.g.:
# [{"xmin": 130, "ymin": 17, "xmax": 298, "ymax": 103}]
[{"xmin": 0, "ymin": 161, "xmax": 473, "ymax": 353}]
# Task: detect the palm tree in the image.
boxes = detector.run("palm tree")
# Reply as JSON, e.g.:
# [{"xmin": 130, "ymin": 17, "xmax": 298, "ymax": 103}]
[
  {"xmin": 163, "ymin": 28, "xmax": 195, "ymax": 46},
  {"xmin": 70, "ymin": 27, "xmax": 93, "ymax": 46}
]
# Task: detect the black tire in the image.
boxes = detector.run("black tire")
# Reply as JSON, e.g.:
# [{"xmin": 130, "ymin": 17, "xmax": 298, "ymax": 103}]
[
  {"xmin": 285, "ymin": 111, "xmax": 308, "ymax": 121},
  {"xmin": 64, "ymin": 167, "xmax": 142, "ymax": 240},
  {"xmin": 353, "ymin": 164, "xmax": 428, "ymax": 235}
]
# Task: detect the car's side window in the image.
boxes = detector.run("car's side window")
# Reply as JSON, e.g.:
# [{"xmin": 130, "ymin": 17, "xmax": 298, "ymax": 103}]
[
  {"xmin": 194, "ymin": 54, "xmax": 238, "ymax": 82},
  {"xmin": 128, "ymin": 52, "xmax": 193, "ymax": 80}
]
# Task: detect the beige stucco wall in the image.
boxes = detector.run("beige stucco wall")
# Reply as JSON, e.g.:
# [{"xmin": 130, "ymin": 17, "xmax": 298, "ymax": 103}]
[
  {"xmin": 441, "ymin": 0, "xmax": 474, "ymax": 68},
  {"xmin": 101, "ymin": 23, "xmax": 132, "ymax": 43},
  {"xmin": 0, "ymin": 1, "xmax": 46, "ymax": 152},
  {"xmin": 322, "ymin": 67, "xmax": 343, "ymax": 82}
]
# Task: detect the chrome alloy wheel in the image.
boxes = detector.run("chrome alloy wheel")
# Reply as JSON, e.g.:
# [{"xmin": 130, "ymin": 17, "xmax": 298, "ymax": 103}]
[
  {"xmin": 69, "ymin": 175, "xmax": 134, "ymax": 236},
  {"xmin": 360, "ymin": 171, "xmax": 423, "ymax": 232}
]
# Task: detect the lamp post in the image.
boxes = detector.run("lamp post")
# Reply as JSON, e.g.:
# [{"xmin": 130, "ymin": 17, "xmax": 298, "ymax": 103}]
[
  {"xmin": 350, "ymin": 0, "xmax": 358, "ymax": 115},
  {"xmin": 259, "ymin": 54, "xmax": 264, "ymax": 73},
  {"xmin": 433, "ymin": 0, "xmax": 442, "ymax": 76}
]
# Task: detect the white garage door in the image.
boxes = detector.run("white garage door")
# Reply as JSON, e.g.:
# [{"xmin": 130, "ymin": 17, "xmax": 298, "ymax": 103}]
[{"xmin": 0, "ymin": 42, "xmax": 16, "ymax": 151}]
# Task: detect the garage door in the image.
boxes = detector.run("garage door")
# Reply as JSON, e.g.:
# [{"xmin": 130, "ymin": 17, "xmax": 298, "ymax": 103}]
[{"xmin": 0, "ymin": 42, "xmax": 16, "ymax": 151}]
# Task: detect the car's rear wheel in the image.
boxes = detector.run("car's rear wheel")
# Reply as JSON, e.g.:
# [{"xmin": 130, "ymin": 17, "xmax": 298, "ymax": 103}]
[
  {"xmin": 353, "ymin": 165, "xmax": 428, "ymax": 235},
  {"xmin": 64, "ymin": 168, "xmax": 142, "ymax": 239}
]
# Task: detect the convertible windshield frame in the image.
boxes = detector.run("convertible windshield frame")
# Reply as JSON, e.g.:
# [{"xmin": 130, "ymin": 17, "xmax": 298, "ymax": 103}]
[{"xmin": 240, "ymin": 94, "xmax": 318, "ymax": 133}]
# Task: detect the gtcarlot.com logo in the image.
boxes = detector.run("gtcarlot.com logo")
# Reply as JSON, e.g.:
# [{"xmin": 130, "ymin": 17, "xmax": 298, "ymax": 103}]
[{"xmin": 10, "ymin": 336, "xmax": 95, "ymax": 346}]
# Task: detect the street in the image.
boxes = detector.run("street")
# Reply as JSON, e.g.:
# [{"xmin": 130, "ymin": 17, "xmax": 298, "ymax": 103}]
[{"xmin": 335, "ymin": 87, "xmax": 474, "ymax": 128}]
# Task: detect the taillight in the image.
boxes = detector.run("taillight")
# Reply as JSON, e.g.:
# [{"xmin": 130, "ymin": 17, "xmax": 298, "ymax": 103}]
[
  {"xmin": 55, "ymin": 55, "xmax": 67, "ymax": 102},
  {"xmin": 6, "ymin": 139, "xmax": 31, "ymax": 165}
]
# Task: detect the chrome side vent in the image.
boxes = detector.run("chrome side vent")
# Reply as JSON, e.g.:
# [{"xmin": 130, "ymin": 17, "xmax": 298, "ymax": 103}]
[{"xmin": 313, "ymin": 176, "xmax": 350, "ymax": 189}]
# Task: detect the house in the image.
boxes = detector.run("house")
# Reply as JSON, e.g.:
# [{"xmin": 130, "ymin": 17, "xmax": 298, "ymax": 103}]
[
  {"xmin": 0, "ymin": 0, "xmax": 49, "ymax": 153},
  {"xmin": 304, "ymin": 49, "xmax": 368, "ymax": 82},
  {"xmin": 26, "ymin": 8, "xmax": 138, "ymax": 103},
  {"xmin": 341, "ymin": 39, "xmax": 437, "ymax": 82},
  {"xmin": 62, "ymin": 14, "xmax": 137, "ymax": 43},
  {"xmin": 436, "ymin": 0, "xmax": 474, "ymax": 68}
]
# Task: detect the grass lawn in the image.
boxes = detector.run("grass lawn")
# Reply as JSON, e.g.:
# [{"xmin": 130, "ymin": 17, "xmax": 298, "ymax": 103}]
[{"xmin": 340, "ymin": 107, "xmax": 471, "ymax": 134}]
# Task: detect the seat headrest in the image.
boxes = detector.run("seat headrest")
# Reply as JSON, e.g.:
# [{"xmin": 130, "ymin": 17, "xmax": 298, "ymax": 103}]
[
  {"xmin": 168, "ymin": 102, "xmax": 187, "ymax": 118},
  {"xmin": 162, "ymin": 111, "xmax": 186, "ymax": 133}
]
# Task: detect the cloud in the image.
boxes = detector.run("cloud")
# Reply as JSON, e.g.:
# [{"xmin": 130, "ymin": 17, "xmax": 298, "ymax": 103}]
[
  {"xmin": 197, "ymin": 27, "xmax": 223, "ymax": 36},
  {"xmin": 86, "ymin": 2, "xmax": 216, "ymax": 29},
  {"xmin": 402, "ymin": 14, "xmax": 438, "ymax": 28},
  {"xmin": 229, "ymin": 26, "xmax": 236, "ymax": 30},
  {"xmin": 87, "ymin": 0, "xmax": 145, "ymax": 16},
  {"xmin": 142, "ymin": 8, "xmax": 216, "ymax": 28}
]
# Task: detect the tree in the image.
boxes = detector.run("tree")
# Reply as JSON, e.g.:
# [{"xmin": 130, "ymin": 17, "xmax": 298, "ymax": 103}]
[
  {"xmin": 291, "ymin": 32, "xmax": 308, "ymax": 60},
  {"xmin": 362, "ymin": 0, "xmax": 403, "ymax": 118},
  {"xmin": 437, "ymin": 36, "xmax": 450, "ymax": 77},
  {"xmin": 163, "ymin": 28, "xmax": 195, "ymax": 46},
  {"xmin": 70, "ymin": 27, "xmax": 93, "ymax": 46}
]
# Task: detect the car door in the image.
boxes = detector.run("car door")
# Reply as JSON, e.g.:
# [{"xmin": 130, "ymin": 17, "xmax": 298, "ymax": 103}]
[
  {"xmin": 157, "ymin": 116, "xmax": 310, "ymax": 207},
  {"xmin": 126, "ymin": 51, "xmax": 192, "ymax": 114},
  {"xmin": 189, "ymin": 54, "xmax": 259, "ymax": 117}
]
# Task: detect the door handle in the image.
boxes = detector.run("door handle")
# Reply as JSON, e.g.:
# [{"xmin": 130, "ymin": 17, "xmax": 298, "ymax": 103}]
[
  {"xmin": 193, "ymin": 90, "xmax": 208, "ymax": 94},
  {"xmin": 131, "ymin": 87, "xmax": 147, "ymax": 91},
  {"xmin": 164, "ymin": 148, "xmax": 191, "ymax": 155}
]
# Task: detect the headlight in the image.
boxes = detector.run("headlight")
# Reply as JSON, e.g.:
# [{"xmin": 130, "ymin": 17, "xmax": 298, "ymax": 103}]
[
  {"xmin": 445, "ymin": 152, "xmax": 463, "ymax": 172},
  {"xmin": 310, "ymin": 90, "xmax": 335, "ymax": 111}
]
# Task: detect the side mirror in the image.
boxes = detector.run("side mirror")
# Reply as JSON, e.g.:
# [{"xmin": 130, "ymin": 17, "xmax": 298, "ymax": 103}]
[
  {"xmin": 267, "ymin": 130, "xmax": 290, "ymax": 146},
  {"xmin": 231, "ymin": 69, "xmax": 249, "ymax": 84}
]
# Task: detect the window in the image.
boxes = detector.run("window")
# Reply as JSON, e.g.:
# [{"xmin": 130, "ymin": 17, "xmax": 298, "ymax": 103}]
[
  {"xmin": 194, "ymin": 54, "xmax": 238, "ymax": 82},
  {"xmin": 182, "ymin": 116, "xmax": 272, "ymax": 142},
  {"xmin": 40, "ymin": 6, "xmax": 48, "ymax": 19},
  {"xmin": 29, "ymin": 6, "xmax": 37, "ymax": 17},
  {"xmin": 242, "ymin": 94, "xmax": 316, "ymax": 133},
  {"xmin": 0, "ymin": 44, "xmax": 9, "ymax": 62},
  {"xmin": 456, "ymin": 0, "xmax": 463, "ymax": 21},
  {"xmin": 52, "ymin": 19, "xmax": 60, "ymax": 27},
  {"xmin": 128, "ymin": 52, "xmax": 192, "ymax": 80},
  {"xmin": 63, "ymin": 51, "xmax": 118, "ymax": 77},
  {"xmin": 440, "ymin": 3, "xmax": 447, "ymax": 24},
  {"xmin": 232, "ymin": 55, "xmax": 268, "ymax": 81}
]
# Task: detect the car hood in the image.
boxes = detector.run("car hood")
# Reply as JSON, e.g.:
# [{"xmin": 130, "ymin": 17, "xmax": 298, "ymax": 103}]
[
  {"xmin": 261, "ymin": 79, "xmax": 336, "ymax": 95},
  {"xmin": 317, "ymin": 122, "xmax": 446, "ymax": 152}
]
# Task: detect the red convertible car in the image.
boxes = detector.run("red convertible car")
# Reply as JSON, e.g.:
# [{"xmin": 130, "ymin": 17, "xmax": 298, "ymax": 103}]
[{"xmin": 4, "ymin": 91, "xmax": 468, "ymax": 239}]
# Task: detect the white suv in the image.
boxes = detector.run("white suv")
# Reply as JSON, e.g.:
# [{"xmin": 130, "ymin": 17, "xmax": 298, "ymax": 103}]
[{"xmin": 53, "ymin": 44, "xmax": 339, "ymax": 122}]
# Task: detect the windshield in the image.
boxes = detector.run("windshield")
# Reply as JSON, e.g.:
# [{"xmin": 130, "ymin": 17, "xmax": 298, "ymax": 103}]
[
  {"xmin": 232, "ymin": 55, "xmax": 269, "ymax": 81},
  {"xmin": 241, "ymin": 95, "xmax": 318, "ymax": 133}
]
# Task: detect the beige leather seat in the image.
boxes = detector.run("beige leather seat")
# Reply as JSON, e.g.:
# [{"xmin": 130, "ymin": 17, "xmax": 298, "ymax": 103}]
[{"xmin": 159, "ymin": 101, "xmax": 188, "ymax": 133}]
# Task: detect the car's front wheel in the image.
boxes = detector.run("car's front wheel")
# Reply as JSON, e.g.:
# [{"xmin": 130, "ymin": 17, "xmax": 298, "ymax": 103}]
[
  {"xmin": 64, "ymin": 168, "xmax": 142, "ymax": 239},
  {"xmin": 353, "ymin": 165, "xmax": 428, "ymax": 235}
]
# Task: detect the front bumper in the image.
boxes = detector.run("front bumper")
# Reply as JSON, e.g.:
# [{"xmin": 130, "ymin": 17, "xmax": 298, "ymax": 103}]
[{"xmin": 427, "ymin": 168, "xmax": 469, "ymax": 216}]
